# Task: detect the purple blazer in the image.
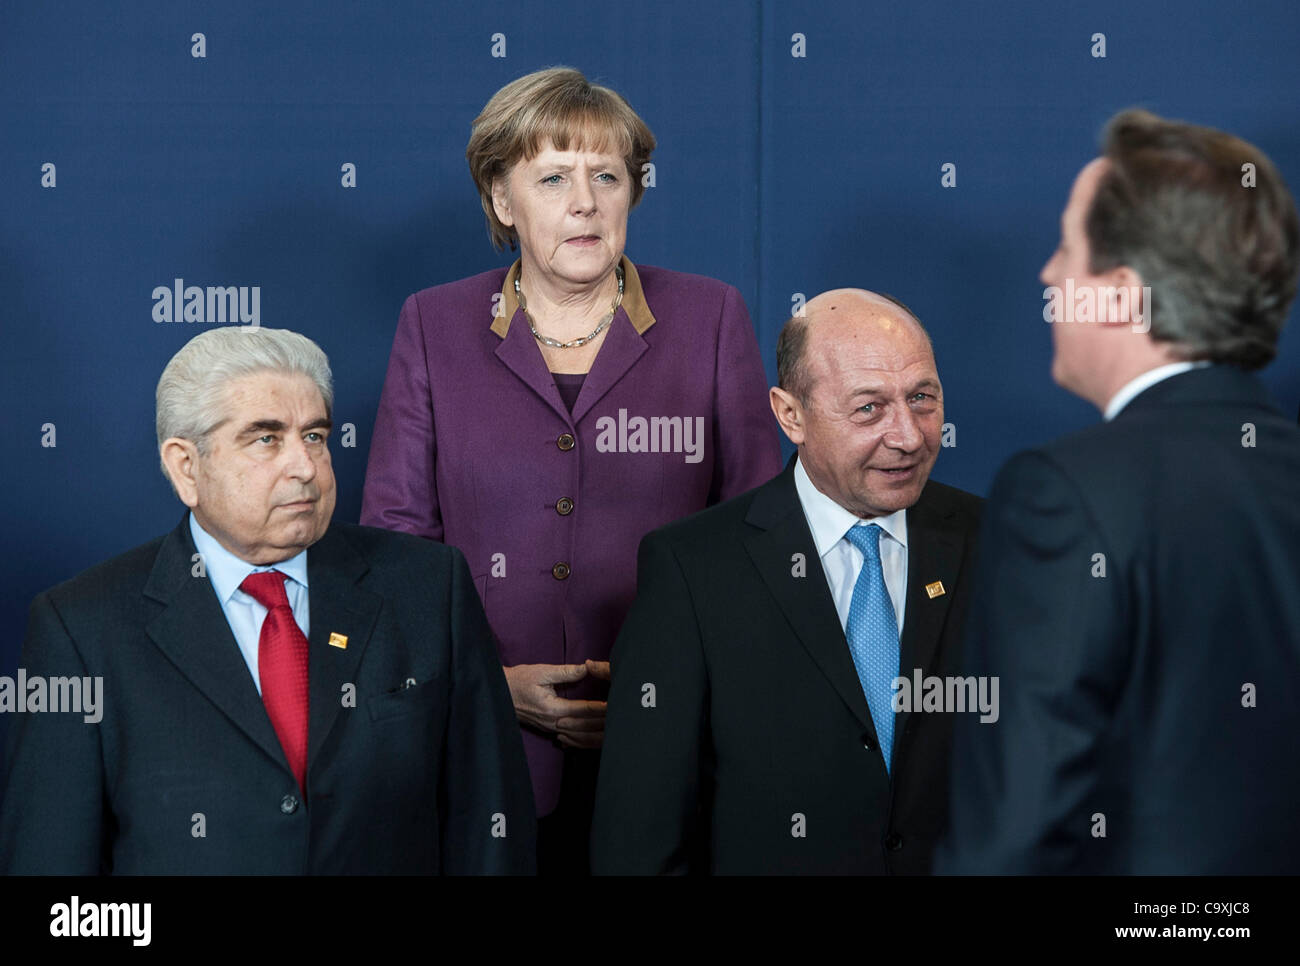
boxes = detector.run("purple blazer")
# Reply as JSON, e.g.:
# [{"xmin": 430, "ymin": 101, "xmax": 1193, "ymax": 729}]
[{"xmin": 360, "ymin": 255, "xmax": 782, "ymax": 815}]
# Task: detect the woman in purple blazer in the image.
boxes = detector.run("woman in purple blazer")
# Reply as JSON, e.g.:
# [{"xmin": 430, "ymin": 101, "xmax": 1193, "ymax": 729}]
[{"xmin": 361, "ymin": 67, "xmax": 781, "ymax": 873}]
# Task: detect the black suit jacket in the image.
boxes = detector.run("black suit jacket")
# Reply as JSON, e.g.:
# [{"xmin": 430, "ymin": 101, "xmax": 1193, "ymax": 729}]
[
  {"xmin": 938, "ymin": 365, "xmax": 1300, "ymax": 874},
  {"xmin": 0, "ymin": 516, "xmax": 535, "ymax": 874},
  {"xmin": 590, "ymin": 459, "xmax": 982, "ymax": 874}
]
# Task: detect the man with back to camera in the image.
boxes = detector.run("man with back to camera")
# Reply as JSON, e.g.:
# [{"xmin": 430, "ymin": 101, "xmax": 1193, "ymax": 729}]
[
  {"xmin": 591, "ymin": 289, "xmax": 983, "ymax": 874},
  {"xmin": 0, "ymin": 326, "xmax": 535, "ymax": 874},
  {"xmin": 938, "ymin": 109, "xmax": 1300, "ymax": 873}
]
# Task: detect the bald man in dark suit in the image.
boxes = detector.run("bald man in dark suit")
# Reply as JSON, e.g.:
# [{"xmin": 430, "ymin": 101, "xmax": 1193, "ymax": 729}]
[{"xmin": 592, "ymin": 290, "xmax": 982, "ymax": 874}]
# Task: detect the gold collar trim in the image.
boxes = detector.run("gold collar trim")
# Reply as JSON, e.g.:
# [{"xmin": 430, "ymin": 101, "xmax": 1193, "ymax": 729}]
[{"xmin": 489, "ymin": 254, "xmax": 656, "ymax": 338}]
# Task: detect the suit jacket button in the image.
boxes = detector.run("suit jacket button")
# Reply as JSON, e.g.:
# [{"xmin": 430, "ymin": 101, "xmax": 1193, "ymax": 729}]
[
  {"xmin": 861, "ymin": 732, "xmax": 876, "ymax": 751},
  {"xmin": 556, "ymin": 497, "xmax": 574, "ymax": 516},
  {"xmin": 552, "ymin": 562, "xmax": 571, "ymax": 580},
  {"xmin": 280, "ymin": 794, "xmax": 299, "ymax": 815},
  {"xmin": 556, "ymin": 433, "xmax": 576, "ymax": 451},
  {"xmin": 885, "ymin": 833, "xmax": 904, "ymax": 852}
]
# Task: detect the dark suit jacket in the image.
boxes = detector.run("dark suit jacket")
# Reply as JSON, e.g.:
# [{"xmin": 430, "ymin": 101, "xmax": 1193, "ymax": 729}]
[
  {"xmin": 0, "ymin": 516, "xmax": 535, "ymax": 874},
  {"xmin": 937, "ymin": 365, "xmax": 1300, "ymax": 874},
  {"xmin": 590, "ymin": 459, "xmax": 982, "ymax": 874}
]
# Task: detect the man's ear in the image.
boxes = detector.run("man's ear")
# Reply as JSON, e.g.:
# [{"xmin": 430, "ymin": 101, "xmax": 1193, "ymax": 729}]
[
  {"xmin": 160, "ymin": 438, "xmax": 202, "ymax": 509},
  {"xmin": 490, "ymin": 176, "xmax": 514, "ymax": 228},
  {"xmin": 1100, "ymin": 264, "xmax": 1146, "ymax": 327},
  {"xmin": 770, "ymin": 386, "xmax": 806, "ymax": 446}
]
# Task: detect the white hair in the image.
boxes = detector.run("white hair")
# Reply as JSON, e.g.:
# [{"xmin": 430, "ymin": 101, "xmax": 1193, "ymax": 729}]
[{"xmin": 156, "ymin": 327, "xmax": 333, "ymax": 479}]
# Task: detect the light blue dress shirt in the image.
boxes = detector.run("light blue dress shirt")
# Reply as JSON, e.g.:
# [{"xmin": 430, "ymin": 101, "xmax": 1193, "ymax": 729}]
[
  {"xmin": 793, "ymin": 456, "xmax": 908, "ymax": 636},
  {"xmin": 188, "ymin": 512, "xmax": 310, "ymax": 696}
]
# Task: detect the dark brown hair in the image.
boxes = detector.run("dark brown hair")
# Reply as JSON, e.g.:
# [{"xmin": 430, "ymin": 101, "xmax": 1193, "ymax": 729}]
[{"xmin": 1087, "ymin": 109, "xmax": 1300, "ymax": 368}]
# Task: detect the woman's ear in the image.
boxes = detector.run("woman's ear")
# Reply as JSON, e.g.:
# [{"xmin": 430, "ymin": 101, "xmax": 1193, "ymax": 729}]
[{"xmin": 491, "ymin": 175, "xmax": 514, "ymax": 228}]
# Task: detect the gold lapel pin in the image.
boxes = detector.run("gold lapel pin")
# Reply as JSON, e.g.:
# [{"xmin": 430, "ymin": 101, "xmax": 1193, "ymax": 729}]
[
  {"xmin": 328, "ymin": 632, "xmax": 349, "ymax": 650},
  {"xmin": 925, "ymin": 581, "xmax": 946, "ymax": 599}
]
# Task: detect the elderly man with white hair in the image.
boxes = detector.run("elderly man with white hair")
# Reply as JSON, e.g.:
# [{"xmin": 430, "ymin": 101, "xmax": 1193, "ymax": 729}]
[{"xmin": 0, "ymin": 326, "xmax": 535, "ymax": 874}]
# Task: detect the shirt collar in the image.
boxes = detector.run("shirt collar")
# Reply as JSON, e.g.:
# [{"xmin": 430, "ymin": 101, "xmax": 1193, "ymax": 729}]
[
  {"xmin": 489, "ymin": 253, "xmax": 657, "ymax": 339},
  {"xmin": 188, "ymin": 512, "xmax": 310, "ymax": 606},
  {"xmin": 1104, "ymin": 361, "xmax": 1211, "ymax": 421},
  {"xmin": 793, "ymin": 456, "xmax": 908, "ymax": 558}
]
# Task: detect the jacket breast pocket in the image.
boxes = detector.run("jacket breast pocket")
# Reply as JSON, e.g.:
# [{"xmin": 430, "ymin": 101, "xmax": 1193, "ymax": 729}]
[{"xmin": 366, "ymin": 675, "xmax": 443, "ymax": 723}]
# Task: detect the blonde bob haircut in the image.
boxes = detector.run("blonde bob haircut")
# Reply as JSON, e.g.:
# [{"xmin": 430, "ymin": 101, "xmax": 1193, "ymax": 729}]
[{"xmin": 466, "ymin": 66, "xmax": 656, "ymax": 251}]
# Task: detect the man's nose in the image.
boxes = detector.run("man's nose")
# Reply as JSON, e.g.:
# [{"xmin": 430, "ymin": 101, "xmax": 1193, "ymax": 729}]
[
  {"xmin": 883, "ymin": 409, "xmax": 925, "ymax": 451},
  {"xmin": 282, "ymin": 436, "xmax": 318, "ymax": 480},
  {"xmin": 1040, "ymin": 252, "xmax": 1058, "ymax": 286}
]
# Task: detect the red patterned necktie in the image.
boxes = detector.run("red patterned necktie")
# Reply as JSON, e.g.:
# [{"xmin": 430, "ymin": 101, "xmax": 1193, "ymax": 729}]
[{"xmin": 239, "ymin": 570, "xmax": 309, "ymax": 793}]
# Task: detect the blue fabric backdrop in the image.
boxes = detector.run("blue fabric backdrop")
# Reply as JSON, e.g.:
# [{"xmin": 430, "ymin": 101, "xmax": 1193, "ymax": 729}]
[{"xmin": 3, "ymin": 0, "xmax": 1298, "ymax": 759}]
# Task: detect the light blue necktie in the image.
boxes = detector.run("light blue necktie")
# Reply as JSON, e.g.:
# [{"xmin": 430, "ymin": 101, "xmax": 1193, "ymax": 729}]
[{"xmin": 844, "ymin": 523, "xmax": 899, "ymax": 773}]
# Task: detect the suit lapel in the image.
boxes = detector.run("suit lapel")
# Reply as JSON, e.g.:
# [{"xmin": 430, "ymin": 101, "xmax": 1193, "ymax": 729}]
[
  {"xmin": 144, "ymin": 518, "xmax": 287, "ymax": 771},
  {"xmin": 743, "ymin": 466, "xmax": 877, "ymax": 738},
  {"xmin": 144, "ymin": 518, "xmax": 383, "ymax": 789},
  {"xmin": 742, "ymin": 468, "xmax": 973, "ymax": 770},
  {"xmin": 570, "ymin": 310, "xmax": 648, "ymax": 425},
  {"xmin": 492, "ymin": 294, "xmax": 650, "ymax": 428},
  {"xmin": 494, "ymin": 308, "xmax": 574, "ymax": 427},
  {"xmin": 303, "ymin": 527, "xmax": 381, "ymax": 773},
  {"xmin": 893, "ymin": 485, "xmax": 968, "ymax": 766}
]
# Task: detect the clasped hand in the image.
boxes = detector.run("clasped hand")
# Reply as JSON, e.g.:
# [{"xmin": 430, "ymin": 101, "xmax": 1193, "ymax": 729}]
[{"xmin": 504, "ymin": 659, "xmax": 611, "ymax": 749}]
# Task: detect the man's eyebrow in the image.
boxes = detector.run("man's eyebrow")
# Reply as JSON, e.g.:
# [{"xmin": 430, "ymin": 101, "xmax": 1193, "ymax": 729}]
[
  {"xmin": 235, "ymin": 417, "xmax": 332, "ymax": 437},
  {"xmin": 848, "ymin": 378, "xmax": 940, "ymax": 398},
  {"xmin": 237, "ymin": 419, "xmax": 288, "ymax": 437},
  {"xmin": 847, "ymin": 385, "xmax": 889, "ymax": 398}
]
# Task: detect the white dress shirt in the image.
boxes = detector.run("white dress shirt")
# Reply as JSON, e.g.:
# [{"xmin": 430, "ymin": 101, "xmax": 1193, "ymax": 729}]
[
  {"xmin": 189, "ymin": 512, "xmax": 310, "ymax": 695},
  {"xmin": 1103, "ymin": 361, "xmax": 1210, "ymax": 421},
  {"xmin": 793, "ymin": 457, "xmax": 908, "ymax": 636}
]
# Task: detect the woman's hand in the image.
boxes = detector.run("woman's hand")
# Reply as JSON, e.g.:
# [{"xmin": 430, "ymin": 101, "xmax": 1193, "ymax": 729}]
[{"xmin": 504, "ymin": 662, "xmax": 608, "ymax": 749}]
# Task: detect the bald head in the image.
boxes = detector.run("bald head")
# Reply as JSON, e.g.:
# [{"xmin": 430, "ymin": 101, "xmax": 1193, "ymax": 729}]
[
  {"xmin": 777, "ymin": 289, "xmax": 933, "ymax": 405},
  {"xmin": 770, "ymin": 287, "xmax": 945, "ymax": 518}
]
